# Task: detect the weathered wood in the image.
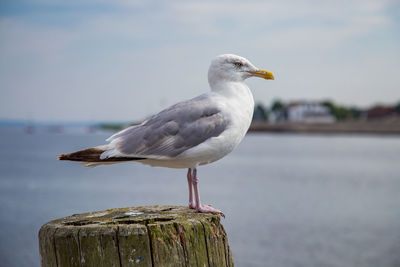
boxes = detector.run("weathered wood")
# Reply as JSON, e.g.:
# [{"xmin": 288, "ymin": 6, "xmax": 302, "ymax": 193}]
[{"xmin": 39, "ymin": 206, "xmax": 234, "ymax": 267}]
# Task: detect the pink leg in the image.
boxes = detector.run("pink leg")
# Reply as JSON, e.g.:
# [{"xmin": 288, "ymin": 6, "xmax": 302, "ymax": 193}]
[
  {"xmin": 187, "ymin": 168, "xmax": 195, "ymax": 209},
  {"xmin": 192, "ymin": 168, "xmax": 224, "ymax": 217}
]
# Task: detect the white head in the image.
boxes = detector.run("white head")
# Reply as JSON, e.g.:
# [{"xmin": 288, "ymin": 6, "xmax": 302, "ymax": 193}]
[{"xmin": 208, "ymin": 54, "xmax": 274, "ymax": 88}]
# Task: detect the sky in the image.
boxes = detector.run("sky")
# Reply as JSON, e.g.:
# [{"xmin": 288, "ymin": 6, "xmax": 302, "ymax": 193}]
[{"xmin": 0, "ymin": 0, "xmax": 399, "ymax": 122}]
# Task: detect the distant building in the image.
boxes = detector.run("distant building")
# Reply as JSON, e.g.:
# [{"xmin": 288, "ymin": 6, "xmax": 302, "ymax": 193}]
[
  {"xmin": 286, "ymin": 101, "xmax": 335, "ymax": 123},
  {"xmin": 268, "ymin": 110, "xmax": 287, "ymax": 123},
  {"xmin": 367, "ymin": 106, "xmax": 397, "ymax": 119}
]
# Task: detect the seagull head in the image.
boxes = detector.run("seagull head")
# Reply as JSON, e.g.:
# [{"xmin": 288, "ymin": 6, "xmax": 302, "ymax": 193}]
[{"xmin": 208, "ymin": 54, "xmax": 274, "ymax": 87}]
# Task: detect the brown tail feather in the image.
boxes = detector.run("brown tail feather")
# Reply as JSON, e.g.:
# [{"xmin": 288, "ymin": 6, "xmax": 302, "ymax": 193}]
[{"xmin": 58, "ymin": 147, "xmax": 145, "ymax": 162}]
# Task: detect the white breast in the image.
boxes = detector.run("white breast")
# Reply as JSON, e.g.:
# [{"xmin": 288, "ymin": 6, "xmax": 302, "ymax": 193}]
[{"xmin": 214, "ymin": 81, "xmax": 255, "ymax": 153}]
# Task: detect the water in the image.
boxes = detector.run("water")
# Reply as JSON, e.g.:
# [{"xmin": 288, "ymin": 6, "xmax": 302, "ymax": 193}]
[{"xmin": 0, "ymin": 128, "xmax": 399, "ymax": 267}]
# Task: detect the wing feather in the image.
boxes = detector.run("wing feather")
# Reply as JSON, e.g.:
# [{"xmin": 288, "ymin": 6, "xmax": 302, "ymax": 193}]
[{"xmin": 102, "ymin": 94, "xmax": 229, "ymax": 159}]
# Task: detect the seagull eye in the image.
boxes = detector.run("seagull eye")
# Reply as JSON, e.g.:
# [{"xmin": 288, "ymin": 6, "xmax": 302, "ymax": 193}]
[{"xmin": 233, "ymin": 62, "xmax": 243, "ymax": 68}]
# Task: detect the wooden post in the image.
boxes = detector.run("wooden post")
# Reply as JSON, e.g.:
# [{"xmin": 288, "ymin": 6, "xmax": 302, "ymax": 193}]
[{"xmin": 39, "ymin": 205, "xmax": 234, "ymax": 267}]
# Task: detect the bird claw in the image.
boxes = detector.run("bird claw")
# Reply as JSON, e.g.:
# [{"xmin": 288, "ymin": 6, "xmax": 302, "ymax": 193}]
[{"xmin": 196, "ymin": 205, "xmax": 225, "ymax": 218}]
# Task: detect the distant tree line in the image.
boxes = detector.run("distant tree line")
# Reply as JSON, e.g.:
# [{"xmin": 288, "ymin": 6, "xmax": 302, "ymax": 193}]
[
  {"xmin": 320, "ymin": 101, "xmax": 362, "ymax": 120},
  {"xmin": 253, "ymin": 100, "xmax": 400, "ymax": 122}
]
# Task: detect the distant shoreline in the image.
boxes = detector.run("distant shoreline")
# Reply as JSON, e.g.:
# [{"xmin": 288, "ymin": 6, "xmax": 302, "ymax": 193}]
[
  {"xmin": 2, "ymin": 119, "xmax": 400, "ymax": 136},
  {"xmin": 249, "ymin": 120, "xmax": 400, "ymax": 135}
]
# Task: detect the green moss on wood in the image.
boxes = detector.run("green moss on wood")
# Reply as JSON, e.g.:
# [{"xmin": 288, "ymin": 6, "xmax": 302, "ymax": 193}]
[
  {"xmin": 39, "ymin": 205, "xmax": 234, "ymax": 267},
  {"xmin": 54, "ymin": 227, "xmax": 80, "ymax": 267},
  {"xmin": 38, "ymin": 224, "xmax": 58, "ymax": 267},
  {"xmin": 118, "ymin": 224, "xmax": 152, "ymax": 266}
]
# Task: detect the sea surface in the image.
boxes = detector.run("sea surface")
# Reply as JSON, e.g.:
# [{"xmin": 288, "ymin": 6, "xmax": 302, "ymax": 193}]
[{"xmin": 0, "ymin": 127, "xmax": 399, "ymax": 267}]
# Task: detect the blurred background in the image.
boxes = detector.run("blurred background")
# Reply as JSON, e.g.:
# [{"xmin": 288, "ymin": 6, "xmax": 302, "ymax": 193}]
[{"xmin": 1, "ymin": 0, "xmax": 400, "ymax": 266}]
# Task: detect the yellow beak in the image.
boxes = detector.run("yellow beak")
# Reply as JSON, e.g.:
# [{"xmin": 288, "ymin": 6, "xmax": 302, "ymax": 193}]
[{"xmin": 250, "ymin": 69, "xmax": 275, "ymax": 80}]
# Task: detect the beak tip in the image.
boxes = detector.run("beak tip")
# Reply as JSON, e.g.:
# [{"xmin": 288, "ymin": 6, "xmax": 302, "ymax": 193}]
[
  {"xmin": 266, "ymin": 71, "xmax": 275, "ymax": 80},
  {"xmin": 250, "ymin": 69, "xmax": 275, "ymax": 80}
]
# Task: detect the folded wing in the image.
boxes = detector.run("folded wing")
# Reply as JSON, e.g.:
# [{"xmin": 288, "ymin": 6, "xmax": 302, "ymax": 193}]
[{"xmin": 101, "ymin": 94, "xmax": 230, "ymax": 160}]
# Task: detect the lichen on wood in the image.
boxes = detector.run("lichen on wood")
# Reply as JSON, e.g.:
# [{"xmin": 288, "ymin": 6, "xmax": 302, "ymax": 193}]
[{"xmin": 39, "ymin": 205, "xmax": 234, "ymax": 267}]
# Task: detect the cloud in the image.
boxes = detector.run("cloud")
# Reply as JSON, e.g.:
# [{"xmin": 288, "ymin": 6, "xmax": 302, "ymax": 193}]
[{"xmin": 168, "ymin": 0, "xmax": 393, "ymax": 45}]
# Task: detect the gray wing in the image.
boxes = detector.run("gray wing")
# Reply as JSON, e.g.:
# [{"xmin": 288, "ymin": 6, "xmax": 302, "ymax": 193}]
[{"xmin": 105, "ymin": 94, "xmax": 230, "ymax": 159}]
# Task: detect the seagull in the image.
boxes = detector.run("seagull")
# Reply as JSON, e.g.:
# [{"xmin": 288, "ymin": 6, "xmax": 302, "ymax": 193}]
[{"xmin": 58, "ymin": 54, "xmax": 274, "ymax": 216}]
